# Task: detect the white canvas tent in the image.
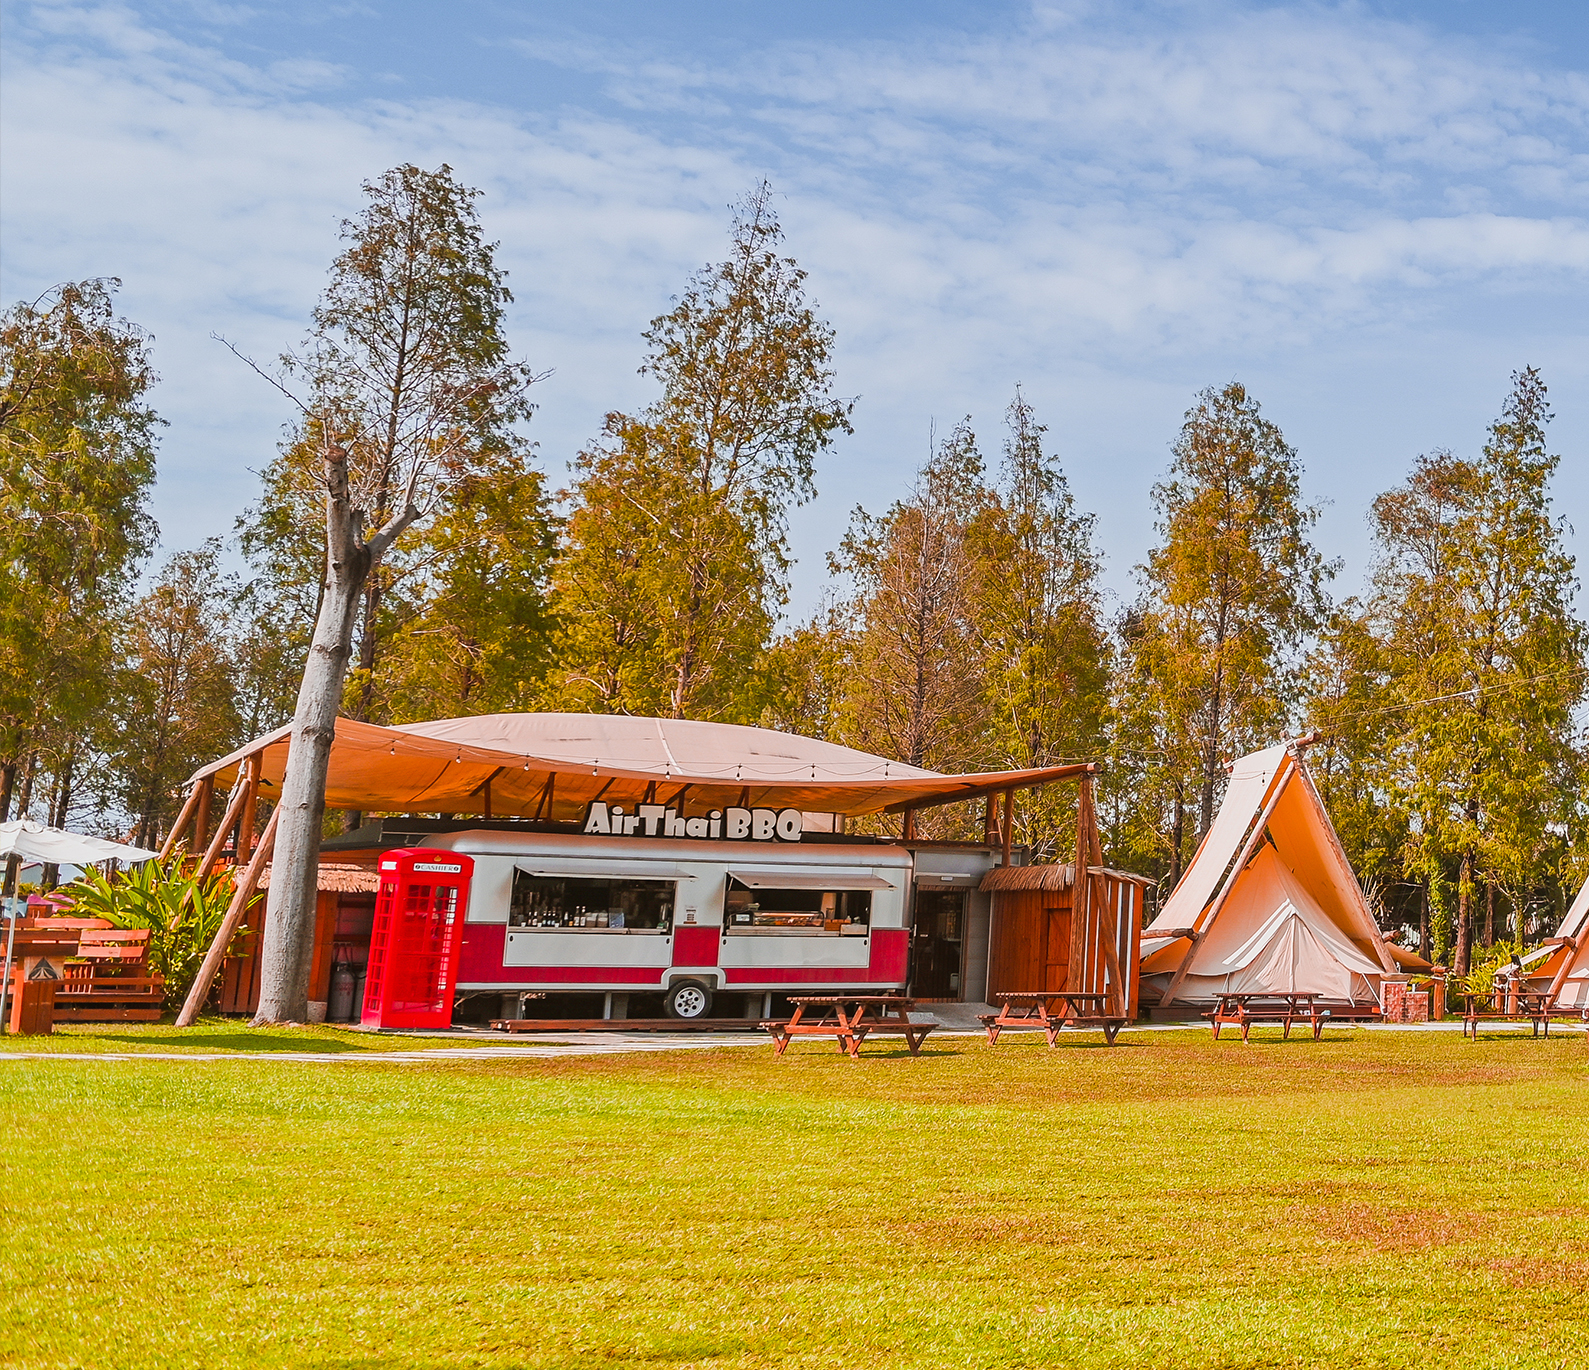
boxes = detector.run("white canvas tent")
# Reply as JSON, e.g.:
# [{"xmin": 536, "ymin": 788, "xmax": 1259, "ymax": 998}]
[
  {"xmin": 1140, "ymin": 742, "xmax": 1395, "ymax": 1011},
  {"xmin": 0, "ymin": 819, "xmax": 159, "ymax": 867},
  {"xmin": 1523, "ymin": 875, "xmax": 1589, "ymax": 1011}
]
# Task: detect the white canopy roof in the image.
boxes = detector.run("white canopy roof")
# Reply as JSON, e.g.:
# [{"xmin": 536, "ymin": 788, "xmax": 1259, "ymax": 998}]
[{"xmin": 0, "ymin": 819, "xmax": 159, "ymax": 867}]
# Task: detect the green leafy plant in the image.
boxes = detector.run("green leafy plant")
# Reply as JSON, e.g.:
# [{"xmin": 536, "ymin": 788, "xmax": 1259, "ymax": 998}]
[
  {"xmin": 1458, "ymin": 939, "xmax": 1530, "ymax": 1004},
  {"xmin": 59, "ymin": 857, "xmax": 256, "ymax": 1010}
]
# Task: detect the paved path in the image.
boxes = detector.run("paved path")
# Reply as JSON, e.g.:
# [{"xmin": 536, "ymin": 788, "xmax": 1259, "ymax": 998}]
[{"xmin": 0, "ymin": 1032, "xmax": 772, "ymax": 1063}]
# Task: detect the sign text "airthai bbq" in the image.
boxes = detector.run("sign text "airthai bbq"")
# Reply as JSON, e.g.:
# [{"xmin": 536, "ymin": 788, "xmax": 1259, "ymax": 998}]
[{"xmin": 580, "ymin": 802, "xmax": 803, "ymax": 842}]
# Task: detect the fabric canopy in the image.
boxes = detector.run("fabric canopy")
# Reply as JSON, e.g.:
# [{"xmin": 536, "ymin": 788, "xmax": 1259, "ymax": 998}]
[
  {"xmin": 189, "ymin": 712, "xmax": 1092, "ymax": 821},
  {"xmin": 0, "ymin": 818, "xmax": 159, "ymax": 866},
  {"xmin": 1140, "ymin": 742, "xmax": 1394, "ymax": 1005}
]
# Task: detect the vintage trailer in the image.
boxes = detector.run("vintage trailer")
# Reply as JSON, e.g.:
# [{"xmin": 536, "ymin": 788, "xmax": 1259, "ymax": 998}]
[{"xmin": 428, "ymin": 827, "xmax": 920, "ymax": 1018}]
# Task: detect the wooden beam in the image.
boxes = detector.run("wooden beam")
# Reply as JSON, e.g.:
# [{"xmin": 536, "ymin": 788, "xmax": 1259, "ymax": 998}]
[
  {"xmin": 193, "ymin": 759, "xmax": 257, "ymax": 884},
  {"xmin": 175, "ymin": 804, "xmax": 279, "ymax": 1027},
  {"xmin": 236, "ymin": 770, "xmax": 259, "ymax": 867},
  {"xmin": 193, "ymin": 782, "xmax": 214, "ymax": 857},
  {"xmin": 882, "ymin": 763, "xmax": 1098, "ymax": 814},
  {"xmin": 1001, "ymin": 789, "xmax": 1014, "ymax": 866},
  {"xmin": 157, "ymin": 780, "xmax": 206, "ymax": 861}
]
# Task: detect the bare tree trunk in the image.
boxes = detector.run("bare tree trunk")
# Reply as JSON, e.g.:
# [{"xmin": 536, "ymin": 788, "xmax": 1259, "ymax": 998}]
[
  {"xmin": 254, "ymin": 447, "xmax": 372, "ymax": 1023},
  {"xmin": 1168, "ymin": 783, "xmax": 1185, "ymax": 889},
  {"xmin": 1418, "ymin": 881, "xmax": 1429, "ymax": 962},
  {"xmin": 1483, "ymin": 881, "xmax": 1494, "ymax": 948},
  {"xmin": 254, "ymin": 441, "xmax": 414, "ymax": 1024},
  {"xmin": 0, "ymin": 761, "xmax": 14, "ymax": 822},
  {"xmin": 1454, "ymin": 849, "xmax": 1473, "ymax": 978}
]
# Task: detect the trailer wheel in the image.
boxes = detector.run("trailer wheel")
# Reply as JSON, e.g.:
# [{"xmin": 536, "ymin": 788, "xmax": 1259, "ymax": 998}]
[{"xmin": 664, "ymin": 979, "xmax": 713, "ymax": 1020}]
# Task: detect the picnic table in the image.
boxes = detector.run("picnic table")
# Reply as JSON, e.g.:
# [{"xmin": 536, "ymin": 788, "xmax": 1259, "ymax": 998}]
[
  {"xmin": 1207, "ymin": 992, "xmax": 1330, "ymax": 1041},
  {"xmin": 762, "ymin": 994, "xmax": 936, "ymax": 1059},
  {"xmin": 978, "ymin": 991, "xmax": 1127, "ymax": 1046},
  {"xmin": 1462, "ymin": 990, "xmax": 1555, "ymax": 1039}
]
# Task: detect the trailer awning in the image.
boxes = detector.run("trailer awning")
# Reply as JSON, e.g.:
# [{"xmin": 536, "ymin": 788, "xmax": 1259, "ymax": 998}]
[
  {"xmin": 188, "ymin": 712, "xmax": 1096, "ymax": 821},
  {"xmin": 513, "ymin": 861, "xmax": 697, "ymax": 881},
  {"xmin": 727, "ymin": 868, "xmax": 898, "ymax": 891}
]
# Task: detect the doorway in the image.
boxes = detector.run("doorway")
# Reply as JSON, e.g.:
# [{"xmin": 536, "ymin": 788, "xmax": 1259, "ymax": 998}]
[{"xmin": 910, "ymin": 889, "xmax": 965, "ymax": 999}]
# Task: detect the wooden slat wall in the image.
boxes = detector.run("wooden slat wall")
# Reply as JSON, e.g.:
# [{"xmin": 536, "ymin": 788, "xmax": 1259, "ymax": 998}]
[
  {"xmin": 217, "ymin": 891, "xmax": 339, "ymax": 1015},
  {"xmin": 988, "ymin": 874, "xmax": 1142, "ymax": 1012}
]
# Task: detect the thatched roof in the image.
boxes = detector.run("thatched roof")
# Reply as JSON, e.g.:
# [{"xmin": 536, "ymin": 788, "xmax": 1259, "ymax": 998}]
[
  {"xmin": 258, "ymin": 862, "xmax": 379, "ymax": 894},
  {"xmin": 980, "ymin": 863, "xmax": 1155, "ymax": 893}
]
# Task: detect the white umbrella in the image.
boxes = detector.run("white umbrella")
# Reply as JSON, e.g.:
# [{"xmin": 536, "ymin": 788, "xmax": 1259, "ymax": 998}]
[
  {"xmin": 0, "ymin": 819, "xmax": 159, "ymax": 866},
  {"xmin": 1, "ymin": 820, "xmax": 160, "ymax": 1028}
]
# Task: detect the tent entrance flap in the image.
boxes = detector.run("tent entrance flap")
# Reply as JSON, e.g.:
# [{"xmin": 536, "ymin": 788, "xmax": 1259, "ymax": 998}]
[{"xmin": 728, "ymin": 869, "xmax": 896, "ymax": 891}]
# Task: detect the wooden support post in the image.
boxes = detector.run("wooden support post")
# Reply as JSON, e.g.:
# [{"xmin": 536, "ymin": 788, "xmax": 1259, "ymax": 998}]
[
  {"xmin": 158, "ymin": 780, "xmax": 206, "ymax": 861},
  {"xmin": 236, "ymin": 770, "xmax": 260, "ymax": 868},
  {"xmin": 902, "ymin": 808, "xmax": 917, "ymax": 841},
  {"xmin": 983, "ymin": 796, "xmax": 997, "ymax": 846},
  {"xmin": 176, "ymin": 804, "xmax": 279, "ymax": 1027},
  {"xmin": 1001, "ymin": 789, "xmax": 1015, "ymax": 866},
  {"xmin": 193, "ymin": 783, "xmax": 214, "ymax": 858},
  {"xmin": 194, "ymin": 759, "xmax": 257, "ymax": 885}
]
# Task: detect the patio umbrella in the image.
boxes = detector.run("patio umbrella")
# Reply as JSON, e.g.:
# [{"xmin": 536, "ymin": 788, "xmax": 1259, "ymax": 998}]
[{"xmin": 0, "ymin": 818, "xmax": 159, "ymax": 866}]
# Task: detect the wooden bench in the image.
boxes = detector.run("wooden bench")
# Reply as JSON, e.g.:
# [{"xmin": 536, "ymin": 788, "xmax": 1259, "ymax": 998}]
[
  {"xmin": 763, "ymin": 994, "xmax": 936, "ymax": 1059},
  {"xmin": 979, "ymin": 991, "xmax": 1128, "ymax": 1046},
  {"xmin": 1207, "ymin": 993, "xmax": 1330, "ymax": 1042},
  {"xmin": 1461, "ymin": 992, "xmax": 1554, "ymax": 1039},
  {"xmin": 53, "ymin": 928, "xmax": 165, "ymax": 1022}
]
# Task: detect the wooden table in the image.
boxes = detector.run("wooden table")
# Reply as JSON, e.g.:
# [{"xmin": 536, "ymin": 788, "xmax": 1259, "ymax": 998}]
[
  {"xmin": 979, "ymin": 991, "xmax": 1127, "ymax": 1046},
  {"xmin": 1462, "ymin": 991, "xmax": 1555, "ymax": 1039},
  {"xmin": 1208, "ymin": 992, "xmax": 1329, "ymax": 1041},
  {"xmin": 763, "ymin": 994, "xmax": 936, "ymax": 1059}
]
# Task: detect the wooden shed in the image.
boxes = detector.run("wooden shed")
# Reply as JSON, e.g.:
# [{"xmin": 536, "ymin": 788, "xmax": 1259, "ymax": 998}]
[{"xmin": 981, "ymin": 862, "xmax": 1150, "ymax": 1019}]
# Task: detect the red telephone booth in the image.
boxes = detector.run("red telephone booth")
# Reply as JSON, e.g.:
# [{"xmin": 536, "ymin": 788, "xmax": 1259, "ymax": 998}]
[{"xmin": 362, "ymin": 848, "xmax": 474, "ymax": 1030}]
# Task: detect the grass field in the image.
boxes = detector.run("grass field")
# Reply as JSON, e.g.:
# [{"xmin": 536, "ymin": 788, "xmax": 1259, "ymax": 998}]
[{"xmin": 3, "ymin": 1024, "xmax": 1585, "ymax": 1369}]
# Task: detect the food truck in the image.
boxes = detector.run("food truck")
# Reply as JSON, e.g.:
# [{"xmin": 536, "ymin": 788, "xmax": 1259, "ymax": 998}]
[{"xmin": 181, "ymin": 713, "xmax": 1110, "ymax": 1024}]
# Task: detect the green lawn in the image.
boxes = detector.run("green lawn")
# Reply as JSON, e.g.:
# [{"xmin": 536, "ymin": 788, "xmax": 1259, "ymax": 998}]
[{"xmin": 3, "ymin": 1026, "xmax": 1585, "ymax": 1370}]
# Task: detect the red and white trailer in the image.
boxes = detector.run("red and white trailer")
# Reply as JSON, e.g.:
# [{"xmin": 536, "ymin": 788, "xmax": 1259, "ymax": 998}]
[{"xmin": 430, "ymin": 823, "xmax": 918, "ymax": 1020}]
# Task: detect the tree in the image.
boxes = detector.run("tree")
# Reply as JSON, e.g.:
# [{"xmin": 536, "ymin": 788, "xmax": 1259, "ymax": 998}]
[
  {"xmin": 1121, "ymin": 381, "xmax": 1329, "ymax": 880},
  {"xmin": 0, "ymin": 279, "xmax": 160, "ymax": 860},
  {"xmin": 1369, "ymin": 369, "xmax": 1587, "ymax": 973},
  {"xmin": 969, "ymin": 391, "xmax": 1110, "ymax": 859},
  {"xmin": 838, "ymin": 420, "xmax": 991, "ymax": 786},
  {"xmin": 550, "ymin": 183, "xmax": 852, "ymax": 720},
  {"xmin": 109, "ymin": 541, "xmax": 245, "ymax": 848},
  {"xmin": 250, "ymin": 164, "xmax": 541, "ymax": 1023}
]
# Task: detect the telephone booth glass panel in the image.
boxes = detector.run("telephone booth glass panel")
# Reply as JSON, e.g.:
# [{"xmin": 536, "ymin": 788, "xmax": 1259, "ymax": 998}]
[{"xmin": 361, "ymin": 849, "xmax": 474, "ymax": 1029}]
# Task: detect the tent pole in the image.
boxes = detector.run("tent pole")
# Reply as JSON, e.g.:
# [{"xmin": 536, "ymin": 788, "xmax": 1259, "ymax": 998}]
[
  {"xmin": 1159, "ymin": 757, "xmax": 1296, "ymax": 1009},
  {"xmin": 176, "ymin": 804, "xmax": 279, "ymax": 1027},
  {"xmin": 1543, "ymin": 935, "xmax": 1579, "ymax": 1008},
  {"xmin": 158, "ymin": 780, "xmax": 207, "ymax": 862}
]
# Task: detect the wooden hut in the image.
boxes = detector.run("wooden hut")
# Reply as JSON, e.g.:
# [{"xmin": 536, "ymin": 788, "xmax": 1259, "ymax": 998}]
[{"xmin": 981, "ymin": 862, "xmax": 1149, "ymax": 1018}]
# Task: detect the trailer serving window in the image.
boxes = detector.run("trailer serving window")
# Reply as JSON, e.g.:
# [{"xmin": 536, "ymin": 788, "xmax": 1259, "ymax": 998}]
[
  {"xmin": 508, "ymin": 868, "xmax": 678, "ymax": 932},
  {"xmin": 723, "ymin": 869, "xmax": 893, "ymax": 936}
]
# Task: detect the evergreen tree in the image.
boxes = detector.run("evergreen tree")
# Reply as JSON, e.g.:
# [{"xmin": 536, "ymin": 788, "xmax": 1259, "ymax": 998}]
[{"xmin": 550, "ymin": 183, "xmax": 851, "ymax": 720}]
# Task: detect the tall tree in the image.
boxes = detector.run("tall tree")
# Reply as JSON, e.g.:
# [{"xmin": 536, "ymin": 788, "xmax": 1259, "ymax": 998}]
[
  {"xmin": 838, "ymin": 420, "xmax": 991, "ymax": 783},
  {"xmin": 550, "ymin": 183, "xmax": 852, "ymax": 720},
  {"xmin": 0, "ymin": 278, "xmax": 160, "ymax": 846},
  {"xmin": 1369, "ymin": 369, "xmax": 1586, "ymax": 973},
  {"xmin": 110, "ymin": 541, "xmax": 245, "ymax": 847},
  {"xmin": 1121, "ymin": 381, "xmax": 1329, "ymax": 879},
  {"xmin": 250, "ymin": 164, "xmax": 541, "ymax": 1023},
  {"xmin": 970, "ymin": 391, "xmax": 1110, "ymax": 858}
]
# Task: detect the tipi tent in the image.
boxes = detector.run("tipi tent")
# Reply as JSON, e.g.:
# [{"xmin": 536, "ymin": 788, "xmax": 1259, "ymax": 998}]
[
  {"xmin": 1523, "ymin": 875, "xmax": 1589, "ymax": 1011},
  {"xmin": 1140, "ymin": 742, "xmax": 1395, "ymax": 1013}
]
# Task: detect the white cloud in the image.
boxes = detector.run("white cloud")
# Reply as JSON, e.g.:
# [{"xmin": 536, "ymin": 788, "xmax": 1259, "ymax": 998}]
[{"xmin": 2, "ymin": 0, "xmax": 1585, "ymax": 615}]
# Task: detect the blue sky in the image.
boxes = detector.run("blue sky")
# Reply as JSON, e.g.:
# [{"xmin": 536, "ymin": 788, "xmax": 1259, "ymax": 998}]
[{"xmin": 3, "ymin": 0, "xmax": 1586, "ymax": 620}]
